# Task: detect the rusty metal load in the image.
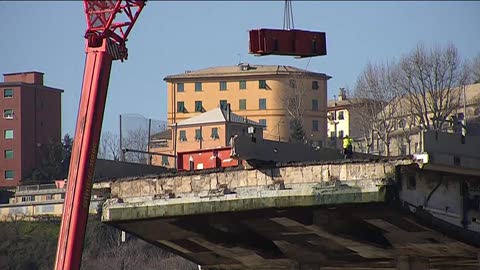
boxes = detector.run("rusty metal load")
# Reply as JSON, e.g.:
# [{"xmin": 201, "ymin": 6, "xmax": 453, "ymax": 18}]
[
  {"xmin": 248, "ymin": 1, "xmax": 327, "ymax": 58},
  {"xmin": 249, "ymin": 28, "xmax": 327, "ymax": 58}
]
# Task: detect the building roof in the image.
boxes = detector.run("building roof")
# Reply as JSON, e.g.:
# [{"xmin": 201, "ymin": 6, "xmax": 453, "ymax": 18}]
[
  {"xmin": 464, "ymin": 83, "xmax": 480, "ymax": 104},
  {"xmin": 327, "ymin": 98, "xmax": 375, "ymax": 109},
  {"xmin": 164, "ymin": 64, "xmax": 331, "ymax": 81},
  {"xmin": 0, "ymin": 82, "xmax": 64, "ymax": 93},
  {"xmin": 150, "ymin": 129, "xmax": 172, "ymax": 141},
  {"xmin": 3, "ymin": 71, "xmax": 44, "ymax": 76},
  {"xmin": 382, "ymin": 83, "xmax": 480, "ymax": 118},
  {"xmin": 175, "ymin": 107, "xmax": 264, "ymax": 127}
]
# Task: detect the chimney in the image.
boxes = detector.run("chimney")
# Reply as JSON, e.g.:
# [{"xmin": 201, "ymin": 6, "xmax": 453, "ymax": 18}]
[
  {"xmin": 338, "ymin": 88, "xmax": 347, "ymax": 101},
  {"xmin": 226, "ymin": 103, "xmax": 231, "ymax": 122},
  {"xmin": 4, "ymin": 71, "xmax": 44, "ymax": 85}
]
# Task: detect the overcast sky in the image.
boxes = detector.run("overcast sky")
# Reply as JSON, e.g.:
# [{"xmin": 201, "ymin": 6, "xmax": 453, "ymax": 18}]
[{"xmin": 1, "ymin": 1, "xmax": 479, "ymax": 136}]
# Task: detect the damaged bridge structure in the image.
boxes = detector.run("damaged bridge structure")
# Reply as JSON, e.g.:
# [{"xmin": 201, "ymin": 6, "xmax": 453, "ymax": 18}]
[{"xmin": 101, "ymin": 131, "xmax": 480, "ymax": 270}]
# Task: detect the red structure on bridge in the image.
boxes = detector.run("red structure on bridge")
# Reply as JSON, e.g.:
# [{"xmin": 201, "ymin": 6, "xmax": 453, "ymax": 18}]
[{"xmin": 177, "ymin": 147, "xmax": 238, "ymax": 171}]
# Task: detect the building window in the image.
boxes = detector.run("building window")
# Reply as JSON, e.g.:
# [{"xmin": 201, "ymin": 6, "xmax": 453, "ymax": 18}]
[
  {"xmin": 5, "ymin": 170, "xmax": 14, "ymax": 180},
  {"xmin": 239, "ymin": 80, "xmax": 246, "ymax": 90},
  {"xmin": 179, "ymin": 130, "xmax": 187, "ymax": 141},
  {"xmin": 195, "ymin": 129, "xmax": 202, "ymax": 141},
  {"xmin": 312, "ymin": 120, "xmax": 319, "ymax": 131},
  {"xmin": 195, "ymin": 101, "xmax": 203, "ymax": 112},
  {"xmin": 22, "ymin": 196, "xmax": 34, "ymax": 202},
  {"xmin": 4, "ymin": 150, "xmax": 13, "ymax": 160},
  {"xmin": 339, "ymin": 130, "xmax": 344, "ymax": 138},
  {"xmin": 239, "ymin": 99, "xmax": 246, "ymax": 110},
  {"xmin": 312, "ymin": 99, "xmax": 319, "ymax": 111},
  {"xmin": 259, "ymin": 98, "xmax": 267, "ymax": 110},
  {"xmin": 312, "ymin": 81, "xmax": 319, "ymax": 90},
  {"xmin": 289, "ymin": 79, "xmax": 296, "ymax": 88},
  {"xmin": 220, "ymin": 100, "xmax": 228, "ymax": 110},
  {"xmin": 4, "ymin": 88, "xmax": 13, "ymax": 98},
  {"xmin": 211, "ymin": 127, "xmax": 219, "ymax": 139},
  {"xmin": 338, "ymin": 111, "xmax": 344, "ymax": 120},
  {"xmin": 259, "ymin": 80, "xmax": 267, "ymax": 89},
  {"xmin": 328, "ymin": 111, "xmax": 336, "ymax": 121},
  {"xmin": 177, "ymin": 101, "xmax": 185, "ymax": 113},
  {"xmin": 177, "ymin": 83, "xmax": 184, "ymax": 92},
  {"xmin": 3, "ymin": 109, "xmax": 13, "ymax": 119},
  {"xmin": 259, "ymin": 119, "xmax": 267, "ymax": 130},
  {"xmin": 401, "ymin": 144, "xmax": 407, "ymax": 155},
  {"xmin": 161, "ymin": 156, "xmax": 169, "ymax": 166},
  {"xmin": 220, "ymin": 81, "xmax": 227, "ymax": 91},
  {"xmin": 4, "ymin": 129, "xmax": 13, "ymax": 139},
  {"xmin": 195, "ymin": 82, "xmax": 202, "ymax": 92}
]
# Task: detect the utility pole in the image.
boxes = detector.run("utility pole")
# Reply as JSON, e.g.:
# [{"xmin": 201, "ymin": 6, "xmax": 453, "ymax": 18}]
[
  {"xmin": 147, "ymin": 118, "xmax": 152, "ymax": 165},
  {"xmin": 119, "ymin": 114, "xmax": 124, "ymax": 161}
]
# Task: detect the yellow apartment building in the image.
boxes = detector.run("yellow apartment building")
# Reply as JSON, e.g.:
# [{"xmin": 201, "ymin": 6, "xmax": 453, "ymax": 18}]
[
  {"xmin": 150, "ymin": 106, "xmax": 264, "ymax": 168},
  {"xmin": 164, "ymin": 64, "xmax": 331, "ymax": 146}
]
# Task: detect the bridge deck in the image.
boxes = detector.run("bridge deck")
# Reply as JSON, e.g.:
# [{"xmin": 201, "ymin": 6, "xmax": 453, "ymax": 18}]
[{"xmin": 101, "ymin": 159, "xmax": 480, "ymax": 269}]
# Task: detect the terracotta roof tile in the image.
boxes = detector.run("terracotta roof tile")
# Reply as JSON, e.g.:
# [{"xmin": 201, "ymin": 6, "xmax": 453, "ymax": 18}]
[{"xmin": 164, "ymin": 64, "xmax": 331, "ymax": 81}]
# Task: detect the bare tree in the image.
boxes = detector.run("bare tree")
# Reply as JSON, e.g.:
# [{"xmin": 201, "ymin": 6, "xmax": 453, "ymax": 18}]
[
  {"xmin": 471, "ymin": 53, "xmax": 480, "ymax": 84},
  {"xmin": 123, "ymin": 127, "xmax": 149, "ymax": 163},
  {"xmin": 393, "ymin": 98, "xmax": 419, "ymax": 155},
  {"xmin": 98, "ymin": 131, "xmax": 121, "ymax": 161},
  {"xmin": 397, "ymin": 43, "xmax": 470, "ymax": 132},
  {"xmin": 352, "ymin": 61, "xmax": 399, "ymax": 156},
  {"xmin": 281, "ymin": 73, "xmax": 308, "ymax": 143},
  {"xmin": 348, "ymin": 99, "xmax": 375, "ymax": 154}
]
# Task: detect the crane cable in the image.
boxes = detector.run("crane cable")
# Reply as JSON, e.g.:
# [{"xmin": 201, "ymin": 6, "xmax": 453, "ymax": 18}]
[{"xmin": 283, "ymin": 0, "xmax": 295, "ymax": 30}]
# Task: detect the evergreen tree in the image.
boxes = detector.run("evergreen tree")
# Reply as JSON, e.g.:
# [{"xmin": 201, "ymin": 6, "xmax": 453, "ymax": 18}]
[
  {"xmin": 289, "ymin": 118, "xmax": 305, "ymax": 143},
  {"xmin": 23, "ymin": 134, "xmax": 73, "ymax": 184},
  {"xmin": 62, "ymin": 134, "xmax": 73, "ymax": 176}
]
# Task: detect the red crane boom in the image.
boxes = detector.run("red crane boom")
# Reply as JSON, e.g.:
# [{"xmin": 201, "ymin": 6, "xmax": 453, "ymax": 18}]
[{"xmin": 54, "ymin": 1, "xmax": 146, "ymax": 269}]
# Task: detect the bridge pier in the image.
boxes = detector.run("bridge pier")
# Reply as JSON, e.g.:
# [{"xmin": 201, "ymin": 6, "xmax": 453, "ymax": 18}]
[{"xmin": 396, "ymin": 256, "xmax": 429, "ymax": 270}]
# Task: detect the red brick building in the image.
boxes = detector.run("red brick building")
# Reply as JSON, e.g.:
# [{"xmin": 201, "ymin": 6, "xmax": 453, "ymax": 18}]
[{"xmin": 0, "ymin": 72, "xmax": 63, "ymax": 188}]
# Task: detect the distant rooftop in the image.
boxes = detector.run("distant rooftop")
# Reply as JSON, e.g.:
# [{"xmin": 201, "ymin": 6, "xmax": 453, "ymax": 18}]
[
  {"xmin": 164, "ymin": 64, "xmax": 331, "ymax": 81},
  {"xmin": 175, "ymin": 106, "xmax": 264, "ymax": 127},
  {"xmin": 1, "ymin": 71, "xmax": 63, "ymax": 92},
  {"xmin": 327, "ymin": 98, "xmax": 369, "ymax": 108},
  {"xmin": 3, "ymin": 71, "xmax": 44, "ymax": 76},
  {"xmin": 151, "ymin": 129, "xmax": 172, "ymax": 141}
]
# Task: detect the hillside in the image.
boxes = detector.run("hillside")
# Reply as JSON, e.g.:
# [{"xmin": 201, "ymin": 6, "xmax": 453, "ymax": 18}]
[{"xmin": 0, "ymin": 217, "xmax": 197, "ymax": 270}]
